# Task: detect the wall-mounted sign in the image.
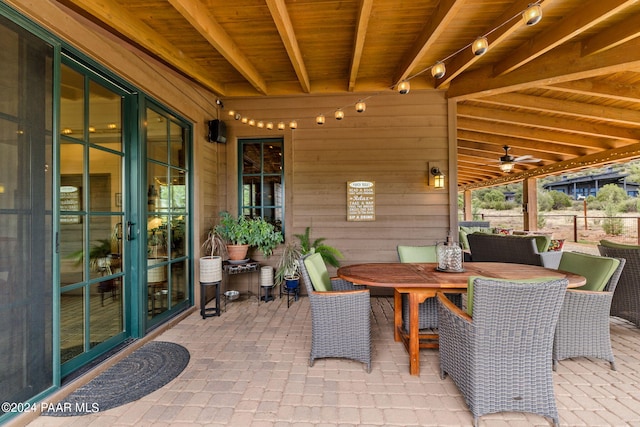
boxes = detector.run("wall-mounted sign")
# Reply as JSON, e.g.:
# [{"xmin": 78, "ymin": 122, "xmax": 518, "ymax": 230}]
[
  {"xmin": 60, "ymin": 185, "xmax": 81, "ymax": 224},
  {"xmin": 347, "ymin": 181, "xmax": 375, "ymax": 221}
]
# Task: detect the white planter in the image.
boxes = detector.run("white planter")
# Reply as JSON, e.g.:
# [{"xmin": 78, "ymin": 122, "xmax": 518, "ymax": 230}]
[
  {"xmin": 147, "ymin": 257, "xmax": 167, "ymax": 283},
  {"xmin": 200, "ymin": 256, "xmax": 222, "ymax": 282}
]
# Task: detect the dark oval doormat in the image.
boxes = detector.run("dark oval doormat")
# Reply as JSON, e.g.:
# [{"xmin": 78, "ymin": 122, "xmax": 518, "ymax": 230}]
[{"xmin": 44, "ymin": 341, "xmax": 190, "ymax": 416}]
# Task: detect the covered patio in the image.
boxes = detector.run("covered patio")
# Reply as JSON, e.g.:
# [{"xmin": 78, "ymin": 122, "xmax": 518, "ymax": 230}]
[{"xmin": 23, "ymin": 292, "xmax": 640, "ymax": 427}]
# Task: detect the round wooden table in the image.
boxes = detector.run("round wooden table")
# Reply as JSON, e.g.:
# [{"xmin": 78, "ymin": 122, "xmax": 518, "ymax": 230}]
[{"xmin": 337, "ymin": 262, "xmax": 586, "ymax": 375}]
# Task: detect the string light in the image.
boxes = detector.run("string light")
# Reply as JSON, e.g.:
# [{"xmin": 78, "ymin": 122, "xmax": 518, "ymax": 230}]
[
  {"xmin": 397, "ymin": 81, "xmax": 410, "ymax": 94},
  {"xmin": 523, "ymin": 3, "xmax": 542, "ymax": 26},
  {"xmin": 223, "ymin": 3, "xmax": 541, "ymax": 130},
  {"xmin": 472, "ymin": 36, "xmax": 489, "ymax": 56}
]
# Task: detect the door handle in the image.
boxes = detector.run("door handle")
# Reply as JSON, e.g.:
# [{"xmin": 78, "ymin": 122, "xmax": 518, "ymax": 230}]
[{"xmin": 126, "ymin": 221, "xmax": 135, "ymax": 241}]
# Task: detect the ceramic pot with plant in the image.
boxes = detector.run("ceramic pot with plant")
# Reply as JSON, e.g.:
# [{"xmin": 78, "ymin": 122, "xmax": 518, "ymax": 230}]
[
  {"xmin": 214, "ymin": 211, "xmax": 283, "ymax": 260},
  {"xmin": 200, "ymin": 228, "xmax": 226, "ymax": 282},
  {"xmin": 275, "ymin": 242, "xmax": 302, "ymax": 289}
]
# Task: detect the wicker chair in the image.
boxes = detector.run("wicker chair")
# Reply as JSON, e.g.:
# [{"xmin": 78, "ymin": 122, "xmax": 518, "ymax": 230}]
[
  {"xmin": 553, "ymin": 256, "xmax": 625, "ymax": 370},
  {"xmin": 598, "ymin": 241, "xmax": 640, "ymax": 327},
  {"xmin": 297, "ymin": 254, "xmax": 371, "ymax": 372},
  {"xmin": 396, "ymin": 245, "xmax": 461, "ymax": 330},
  {"xmin": 437, "ymin": 277, "xmax": 568, "ymax": 427}
]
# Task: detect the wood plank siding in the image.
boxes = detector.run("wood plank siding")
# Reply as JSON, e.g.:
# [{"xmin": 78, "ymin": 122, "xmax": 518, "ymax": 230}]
[{"xmin": 224, "ymin": 91, "xmax": 452, "ymax": 280}]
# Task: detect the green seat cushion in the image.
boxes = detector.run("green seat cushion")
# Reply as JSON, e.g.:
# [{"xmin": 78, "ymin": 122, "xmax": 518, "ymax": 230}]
[
  {"xmin": 531, "ymin": 234, "xmax": 551, "ymax": 252},
  {"xmin": 304, "ymin": 253, "xmax": 332, "ymax": 292},
  {"xmin": 466, "ymin": 275, "xmax": 557, "ymax": 316},
  {"xmin": 397, "ymin": 245, "xmax": 437, "ymax": 263},
  {"xmin": 558, "ymin": 252, "xmax": 620, "ymax": 292},
  {"xmin": 600, "ymin": 239, "xmax": 640, "ymax": 250}
]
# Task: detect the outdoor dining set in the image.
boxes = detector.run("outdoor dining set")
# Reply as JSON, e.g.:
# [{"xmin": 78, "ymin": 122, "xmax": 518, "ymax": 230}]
[{"xmin": 296, "ymin": 237, "xmax": 640, "ymax": 427}]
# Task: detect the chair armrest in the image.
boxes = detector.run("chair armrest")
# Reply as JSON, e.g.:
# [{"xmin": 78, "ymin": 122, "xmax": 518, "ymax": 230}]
[
  {"xmin": 312, "ymin": 289, "xmax": 369, "ymax": 297},
  {"xmin": 437, "ymin": 292, "xmax": 472, "ymax": 322},
  {"xmin": 540, "ymin": 251, "xmax": 562, "ymax": 269},
  {"xmin": 330, "ymin": 277, "xmax": 366, "ymax": 291}
]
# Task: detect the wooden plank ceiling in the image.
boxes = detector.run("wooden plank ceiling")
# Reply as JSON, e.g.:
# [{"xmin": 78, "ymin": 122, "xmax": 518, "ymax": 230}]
[{"xmin": 58, "ymin": 0, "xmax": 640, "ymax": 190}]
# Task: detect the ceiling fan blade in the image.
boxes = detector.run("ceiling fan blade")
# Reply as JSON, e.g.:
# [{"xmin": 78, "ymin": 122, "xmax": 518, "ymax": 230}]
[
  {"xmin": 513, "ymin": 155, "xmax": 533, "ymax": 161},
  {"xmin": 517, "ymin": 158, "xmax": 541, "ymax": 163}
]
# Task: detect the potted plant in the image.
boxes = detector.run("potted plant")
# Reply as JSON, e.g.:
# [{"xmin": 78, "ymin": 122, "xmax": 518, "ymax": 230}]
[
  {"xmin": 200, "ymin": 227, "xmax": 226, "ymax": 282},
  {"xmin": 275, "ymin": 242, "xmax": 302, "ymax": 289},
  {"xmin": 295, "ymin": 226, "xmax": 344, "ymax": 267},
  {"xmin": 214, "ymin": 211, "xmax": 283, "ymax": 260},
  {"xmin": 68, "ymin": 237, "xmax": 118, "ymax": 274}
]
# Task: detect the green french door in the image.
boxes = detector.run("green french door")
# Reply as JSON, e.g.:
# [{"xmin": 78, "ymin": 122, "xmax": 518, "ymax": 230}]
[{"xmin": 58, "ymin": 59, "xmax": 132, "ymax": 376}]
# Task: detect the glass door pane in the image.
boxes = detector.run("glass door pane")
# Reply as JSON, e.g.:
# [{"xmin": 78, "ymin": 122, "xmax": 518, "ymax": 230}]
[
  {"xmin": 145, "ymin": 106, "xmax": 190, "ymax": 326},
  {"xmin": 59, "ymin": 62, "xmax": 126, "ymax": 375}
]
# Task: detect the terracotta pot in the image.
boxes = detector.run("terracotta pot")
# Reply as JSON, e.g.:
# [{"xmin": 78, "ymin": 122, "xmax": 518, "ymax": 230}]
[{"xmin": 227, "ymin": 244, "xmax": 249, "ymax": 260}]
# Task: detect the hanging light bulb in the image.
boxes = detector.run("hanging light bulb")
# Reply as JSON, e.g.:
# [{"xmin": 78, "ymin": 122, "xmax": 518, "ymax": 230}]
[
  {"xmin": 266, "ymin": 122, "xmax": 273, "ymax": 130},
  {"xmin": 277, "ymin": 122, "xmax": 286, "ymax": 130},
  {"xmin": 334, "ymin": 109, "xmax": 344, "ymax": 120},
  {"xmin": 248, "ymin": 119, "xmax": 256, "ymax": 126},
  {"xmin": 316, "ymin": 114, "xmax": 325, "ymax": 125},
  {"xmin": 397, "ymin": 80, "xmax": 410, "ymax": 94},
  {"xmin": 241, "ymin": 117, "xmax": 249, "ymax": 124},
  {"xmin": 472, "ymin": 36, "xmax": 489, "ymax": 56},
  {"xmin": 257, "ymin": 121, "xmax": 264, "ymax": 128},
  {"xmin": 355, "ymin": 100, "xmax": 366, "ymax": 113},
  {"xmin": 228, "ymin": 110, "xmax": 235, "ymax": 117},
  {"xmin": 289, "ymin": 120, "xmax": 297, "ymax": 130},
  {"xmin": 431, "ymin": 62, "xmax": 446, "ymax": 79},
  {"xmin": 522, "ymin": 3, "xmax": 542, "ymax": 26}
]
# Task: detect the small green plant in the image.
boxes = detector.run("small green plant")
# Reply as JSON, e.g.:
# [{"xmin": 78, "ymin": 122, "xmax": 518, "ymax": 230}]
[
  {"xmin": 214, "ymin": 211, "xmax": 283, "ymax": 257},
  {"xmin": 294, "ymin": 227, "xmax": 343, "ymax": 268},
  {"xmin": 274, "ymin": 242, "xmax": 302, "ymax": 286}
]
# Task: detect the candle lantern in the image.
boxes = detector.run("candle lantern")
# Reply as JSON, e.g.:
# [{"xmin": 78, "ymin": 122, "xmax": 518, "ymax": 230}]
[{"xmin": 436, "ymin": 240, "xmax": 464, "ymax": 272}]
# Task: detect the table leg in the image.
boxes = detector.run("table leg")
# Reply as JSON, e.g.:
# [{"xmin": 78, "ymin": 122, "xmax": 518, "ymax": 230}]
[
  {"xmin": 394, "ymin": 289, "xmax": 402, "ymax": 342},
  {"xmin": 409, "ymin": 292, "xmax": 421, "ymax": 375}
]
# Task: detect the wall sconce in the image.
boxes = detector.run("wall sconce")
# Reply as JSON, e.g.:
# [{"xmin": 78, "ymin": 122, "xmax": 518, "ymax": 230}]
[{"xmin": 430, "ymin": 165, "xmax": 445, "ymax": 189}]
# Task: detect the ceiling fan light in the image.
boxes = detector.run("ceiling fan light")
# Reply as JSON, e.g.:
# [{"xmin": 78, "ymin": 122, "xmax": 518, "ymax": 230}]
[
  {"xmin": 499, "ymin": 162, "xmax": 515, "ymax": 173},
  {"xmin": 523, "ymin": 4, "xmax": 542, "ymax": 26},
  {"xmin": 472, "ymin": 37, "xmax": 489, "ymax": 56},
  {"xmin": 431, "ymin": 62, "xmax": 446, "ymax": 79}
]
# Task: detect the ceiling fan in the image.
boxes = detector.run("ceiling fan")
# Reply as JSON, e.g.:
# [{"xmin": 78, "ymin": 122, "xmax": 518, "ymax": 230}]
[{"xmin": 489, "ymin": 145, "xmax": 541, "ymax": 173}]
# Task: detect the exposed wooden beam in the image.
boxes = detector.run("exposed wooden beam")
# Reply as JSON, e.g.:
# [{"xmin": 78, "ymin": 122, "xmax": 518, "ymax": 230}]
[
  {"xmin": 581, "ymin": 12, "xmax": 640, "ymax": 56},
  {"xmin": 58, "ymin": 0, "xmax": 226, "ymax": 95},
  {"xmin": 448, "ymin": 38, "xmax": 640, "ymax": 100},
  {"xmin": 393, "ymin": 0, "xmax": 463, "ymax": 85},
  {"xmin": 457, "ymin": 138, "xmax": 569, "ymax": 161},
  {"xmin": 169, "ymin": 0, "xmax": 268, "ymax": 95},
  {"xmin": 542, "ymin": 79, "xmax": 640, "ymax": 103},
  {"xmin": 479, "ymin": 92, "xmax": 640, "ymax": 126},
  {"xmin": 457, "ymin": 103, "xmax": 639, "ymax": 142},
  {"xmin": 460, "ymin": 143, "xmax": 640, "ymax": 190},
  {"xmin": 493, "ymin": 0, "xmax": 637, "ymax": 76},
  {"xmin": 265, "ymin": 0, "xmax": 311, "ymax": 93},
  {"xmin": 437, "ymin": 0, "xmax": 535, "ymax": 88},
  {"xmin": 348, "ymin": 0, "xmax": 373, "ymax": 92}
]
